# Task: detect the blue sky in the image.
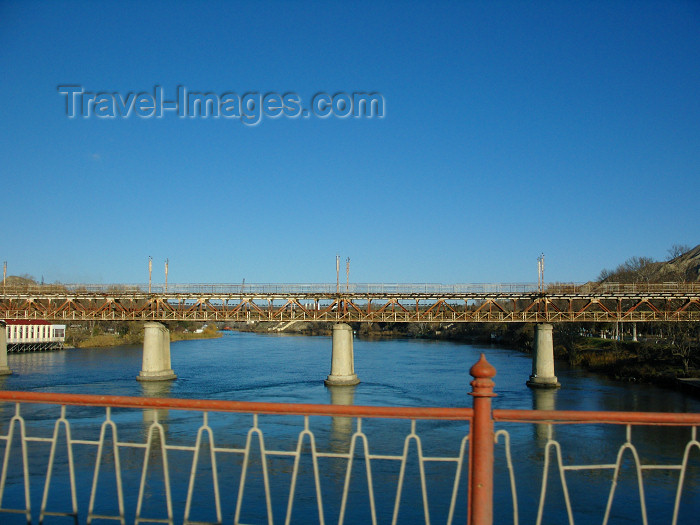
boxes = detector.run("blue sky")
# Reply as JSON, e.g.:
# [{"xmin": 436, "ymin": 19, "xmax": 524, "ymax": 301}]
[{"xmin": 1, "ymin": 1, "xmax": 698, "ymax": 285}]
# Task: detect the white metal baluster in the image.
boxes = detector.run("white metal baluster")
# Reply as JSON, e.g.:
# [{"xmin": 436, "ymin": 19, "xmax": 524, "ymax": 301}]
[
  {"xmin": 446, "ymin": 434, "xmax": 470, "ymax": 525},
  {"xmin": 184, "ymin": 412, "xmax": 222, "ymax": 525},
  {"xmin": 601, "ymin": 425, "xmax": 648, "ymax": 525},
  {"xmin": 534, "ymin": 424, "xmax": 574, "ymax": 525},
  {"xmin": 234, "ymin": 414, "xmax": 274, "ymax": 525},
  {"xmin": 284, "ymin": 415, "xmax": 325, "ymax": 525},
  {"xmin": 671, "ymin": 426, "xmax": 699, "ymax": 525},
  {"xmin": 39, "ymin": 405, "xmax": 78, "ymax": 524},
  {"xmin": 0, "ymin": 403, "xmax": 31, "ymax": 523},
  {"xmin": 338, "ymin": 418, "xmax": 377, "ymax": 525},
  {"xmin": 135, "ymin": 414, "xmax": 174, "ymax": 525},
  {"xmin": 87, "ymin": 406, "xmax": 125, "ymax": 525},
  {"xmin": 391, "ymin": 420, "xmax": 430, "ymax": 525}
]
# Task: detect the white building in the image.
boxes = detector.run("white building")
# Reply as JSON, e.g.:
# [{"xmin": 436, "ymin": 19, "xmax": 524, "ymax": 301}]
[{"xmin": 5, "ymin": 320, "xmax": 66, "ymax": 352}]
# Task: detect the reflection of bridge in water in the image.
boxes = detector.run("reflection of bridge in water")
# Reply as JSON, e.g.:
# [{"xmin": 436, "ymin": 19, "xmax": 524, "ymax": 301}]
[{"xmin": 2, "ymin": 282, "xmax": 700, "ymax": 323}]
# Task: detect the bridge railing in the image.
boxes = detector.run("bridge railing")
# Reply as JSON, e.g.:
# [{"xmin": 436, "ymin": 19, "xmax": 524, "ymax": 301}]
[
  {"xmin": 2, "ymin": 282, "xmax": 544, "ymax": 295},
  {"xmin": 0, "ymin": 356, "xmax": 698, "ymax": 525},
  {"xmin": 3, "ymin": 281, "xmax": 700, "ymax": 296}
]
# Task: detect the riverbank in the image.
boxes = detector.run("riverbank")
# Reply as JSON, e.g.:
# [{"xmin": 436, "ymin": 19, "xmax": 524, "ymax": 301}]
[
  {"xmin": 563, "ymin": 336, "xmax": 699, "ymax": 387},
  {"xmin": 69, "ymin": 325, "xmax": 222, "ymax": 348}
]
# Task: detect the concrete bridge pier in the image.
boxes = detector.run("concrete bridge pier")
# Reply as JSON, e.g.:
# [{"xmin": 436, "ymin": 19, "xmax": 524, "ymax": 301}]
[
  {"xmin": 526, "ymin": 323, "xmax": 560, "ymax": 389},
  {"xmin": 0, "ymin": 321, "xmax": 11, "ymax": 375},
  {"xmin": 137, "ymin": 322, "xmax": 176, "ymax": 381},
  {"xmin": 324, "ymin": 323, "xmax": 360, "ymax": 386}
]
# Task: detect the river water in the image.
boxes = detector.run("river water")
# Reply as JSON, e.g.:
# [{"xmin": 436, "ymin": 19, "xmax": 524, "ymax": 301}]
[{"xmin": 1, "ymin": 331, "xmax": 698, "ymax": 524}]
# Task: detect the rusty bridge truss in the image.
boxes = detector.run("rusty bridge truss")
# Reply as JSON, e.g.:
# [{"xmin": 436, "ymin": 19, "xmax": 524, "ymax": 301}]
[{"xmin": 2, "ymin": 282, "xmax": 700, "ymax": 324}]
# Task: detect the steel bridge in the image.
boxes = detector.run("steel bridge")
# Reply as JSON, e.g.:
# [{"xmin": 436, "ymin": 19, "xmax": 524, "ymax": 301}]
[{"xmin": 2, "ymin": 282, "xmax": 700, "ymax": 323}]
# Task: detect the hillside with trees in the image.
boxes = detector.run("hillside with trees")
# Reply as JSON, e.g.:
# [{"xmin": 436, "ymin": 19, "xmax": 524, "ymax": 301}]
[{"xmin": 599, "ymin": 243, "xmax": 700, "ymax": 283}]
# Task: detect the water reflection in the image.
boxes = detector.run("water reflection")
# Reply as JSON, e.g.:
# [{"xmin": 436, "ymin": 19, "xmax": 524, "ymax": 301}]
[
  {"xmin": 9, "ymin": 349, "xmax": 65, "ymax": 372},
  {"xmin": 327, "ymin": 384, "xmax": 357, "ymax": 453},
  {"xmin": 140, "ymin": 381, "xmax": 172, "ymax": 427},
  {"xmin": 136, "ymin": 381, "xmax": 173, "ymax": 514},
  {"xmin": 531, "ymin": 387, "xmax": 558, "ymax": 442},
  {"xmin": 0, "ymin": 375, "xmax": 8, "ymax": 420}
]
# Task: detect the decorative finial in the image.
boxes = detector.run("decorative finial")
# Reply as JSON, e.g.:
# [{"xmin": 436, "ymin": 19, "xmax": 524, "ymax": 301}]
[{"xmin": 470, "ymin": 353, "xmax": 496, "ymax": 398}]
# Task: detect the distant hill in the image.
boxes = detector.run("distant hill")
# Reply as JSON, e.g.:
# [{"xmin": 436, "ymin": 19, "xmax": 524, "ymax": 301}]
[
  {"xmin": 600, "ymin": 244, "xmax": 700, "ymax": 283},
  {"xmin": 650, "ymin": 244, "xmax": 700, "ymax": 282},
  {"xmin": 4, "ymin": 275, "xmax": 38, "ymax": 286}
]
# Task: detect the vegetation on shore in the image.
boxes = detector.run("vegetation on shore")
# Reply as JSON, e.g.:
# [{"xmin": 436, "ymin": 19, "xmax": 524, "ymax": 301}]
[
  {"xmin": 67, "ymin": 321, "xmax": 221, "ymax": 348},
  {"xmin": 563, "ymin": 337, "xmax": 687, "ymax": 386}
]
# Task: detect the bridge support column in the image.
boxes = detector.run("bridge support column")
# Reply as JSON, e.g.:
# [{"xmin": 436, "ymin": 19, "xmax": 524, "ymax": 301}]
[
  {"xmin": 526, "ymin": 323, "xmax": 560, "ymax": 389},
  {"xmin": 324, "ymin": 323, "xmax": 359, "ymax": 386},
  {"xmin": 137, "ymin": 322, "xmax": 176, "ymax": 381},
  {"xmin": 0, "ymin": 321, "xmax": 11, "ymax": 375}
]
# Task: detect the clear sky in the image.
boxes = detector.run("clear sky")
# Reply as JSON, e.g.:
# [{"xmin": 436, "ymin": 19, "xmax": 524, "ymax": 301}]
[{"xmin": 1, "ymin": 1, "xmax": 698, "ymax": 285}]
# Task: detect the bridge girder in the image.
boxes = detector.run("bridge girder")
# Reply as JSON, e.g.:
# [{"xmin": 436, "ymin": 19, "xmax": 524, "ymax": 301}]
[{"xmin": 1, "ymin": 290, "xmax": 700, "ymax": 323}]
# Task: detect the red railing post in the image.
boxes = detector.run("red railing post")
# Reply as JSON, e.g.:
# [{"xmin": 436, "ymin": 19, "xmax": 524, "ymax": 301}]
[{"xmin": 469, "ymin": 354, "xmax": 496, "ymax": 525}]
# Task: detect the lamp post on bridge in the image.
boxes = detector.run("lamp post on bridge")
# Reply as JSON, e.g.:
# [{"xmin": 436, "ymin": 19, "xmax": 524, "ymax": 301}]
[{"xmin": 148, "ymin": 256, "xmax": 153, "ymax": 294}]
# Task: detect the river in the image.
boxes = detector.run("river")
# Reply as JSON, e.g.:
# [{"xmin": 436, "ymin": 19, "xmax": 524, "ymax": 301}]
[{"xmin": 1, "ymin": 331, "xmax": 698, "ymax": 524}]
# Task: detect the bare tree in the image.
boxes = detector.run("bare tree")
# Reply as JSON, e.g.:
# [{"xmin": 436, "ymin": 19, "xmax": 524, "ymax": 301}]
[
  {"xmin": 599, "ymin": 256, "xmax": 656, "ymax": 283},
  {"xmin": 670, "ymin": 322, "xmax": 698, "ymax": 375},
  {"xmin": 667, "ymin": 244, "xmax": 691, "ymax": 260},
  {"xmin": 623, "ymin": 256, "xmax": 655, "ymax": 275}
]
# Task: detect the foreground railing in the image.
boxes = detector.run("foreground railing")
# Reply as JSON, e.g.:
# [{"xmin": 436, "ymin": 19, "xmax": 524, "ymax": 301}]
[{"xmin": 0, "ymin": 357, "xmax": 698, "ymax": 524}]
